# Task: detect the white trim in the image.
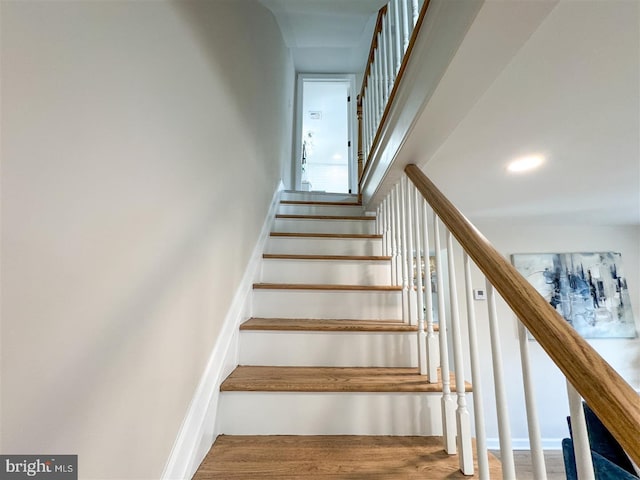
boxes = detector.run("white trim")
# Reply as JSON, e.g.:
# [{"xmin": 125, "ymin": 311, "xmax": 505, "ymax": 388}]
[
  {"xmin": 294, "ymin": 73, "xmax": 357, "ymax": 194},
  {"xmin": 485, "ymin": 437, "xmax": 564, "ymax": 451},
  {"xmin": 161, "ymin": 182, "xmax": 284, "ymax": 480}
]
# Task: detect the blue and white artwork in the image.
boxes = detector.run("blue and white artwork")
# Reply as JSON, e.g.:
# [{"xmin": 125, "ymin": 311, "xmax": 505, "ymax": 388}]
[{"xmin": 512, "ymin": 252, "xmax": 637, "ymax": 339}]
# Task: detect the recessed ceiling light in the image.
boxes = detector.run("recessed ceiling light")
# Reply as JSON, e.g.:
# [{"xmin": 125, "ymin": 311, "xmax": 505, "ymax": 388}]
[{"xmin": 507, "ymin": 155, "xmax": 544, "ymax": 173}]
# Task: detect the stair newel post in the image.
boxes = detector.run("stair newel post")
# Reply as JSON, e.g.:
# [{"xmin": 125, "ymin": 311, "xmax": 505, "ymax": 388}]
[
  {"xmin": 486, "ymin": 281, "xmax": 516, "ymax": 479},
  {"xmin": 566, "ymin": 381, "xmax": 596, "ymax": 480},
  {"xmin": 433, "ymin": 213, "xmax": 456, "ymax": 454},
  {"xmin": 401, "ymin": 0, "xmax": 410, "ymax": 52},
  {"xmin": 517, "ymin": 321, "xmax": 547, "ymax": 480},
  {"xmin": 463, "ymin": 252, "xmax": 490, "ymax": 480},
  {"xmin": 392, "ymin": 0, "xmax": 402, "ymax": 73},
  {"xmin": 404, "ymin": 177, "xmax": 417, "ymax": 324},
  {"xmin": 445, "ymin": 231, "xmax": 474, "ymax": 475},
  {"xmin": 421, "ymin": 198, "xmax": 438, "ymax": 383},
  {"xmin": 399, "ymin": 179, "xmax": 410, "ymax": 323},
  {"xmin": 412, "ymin": 184, "xmax": 427, "ymax": 375}
]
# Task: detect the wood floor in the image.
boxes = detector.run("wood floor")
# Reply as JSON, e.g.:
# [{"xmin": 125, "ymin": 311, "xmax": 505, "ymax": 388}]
[
  {"xmin": 220, "ymin": 366, "xmax": 471, "ymax": 393},
  {"xmin": 193, "ymin": 435, "xmax": 503, "ymax": 479},
  {"xmin": 490, "ymin": 450, "xmax": 567, "ymax": 480}
]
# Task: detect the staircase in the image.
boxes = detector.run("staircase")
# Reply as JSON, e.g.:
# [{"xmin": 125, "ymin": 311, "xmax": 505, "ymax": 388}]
[{"xmin": 193, "ymin": 191, "xmax": 494, "ymax": 478}]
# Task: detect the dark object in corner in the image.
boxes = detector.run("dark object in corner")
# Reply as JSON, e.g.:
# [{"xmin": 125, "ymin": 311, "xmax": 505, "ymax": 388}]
[{"xmin": 562, "ymin": 402, "xmax": 638, "ymax": 479}]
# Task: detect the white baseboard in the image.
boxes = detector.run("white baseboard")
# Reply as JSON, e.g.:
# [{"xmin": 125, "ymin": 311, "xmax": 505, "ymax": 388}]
[
  {"xmin": 485, "ymin": 437, "xmax": 564, "ymax": 451},
  {"xmin": 161, "ymin": 182, "xmax": 284, "ymax": 480}
]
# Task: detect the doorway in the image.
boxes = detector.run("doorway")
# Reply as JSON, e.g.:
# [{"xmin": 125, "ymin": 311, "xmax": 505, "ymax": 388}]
[{"xmin": 295, "ymin": 75, "xmax": 356, "ymax": 194}]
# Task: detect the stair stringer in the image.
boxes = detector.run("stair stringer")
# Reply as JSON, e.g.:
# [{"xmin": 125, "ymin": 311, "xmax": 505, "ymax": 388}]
[{"xmin": 161, "ymin": 181, "xmax": 283, "ymax": 480}]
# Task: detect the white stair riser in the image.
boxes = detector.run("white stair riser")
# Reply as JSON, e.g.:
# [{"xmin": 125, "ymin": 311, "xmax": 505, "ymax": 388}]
[
  {"xmin": 261, "ymin": 259, "xmax": 391, "ymax": 285},
  {"xmin": 274, "ymin": 218, "xmax": 375, "ymax": 235},
  {"xmin": 278, "ymin": 204, "xmax": 365, "ymax": 216},
  {"xmin": 253, "ymin": 290, "xmax": 401, "ymax": 319},
  {"xmin": 265, "ymin": 237, "xmax": 383, "ymax": 256},
  {"xmin": 218, "ymin": 392, "xmax": 448, "ymax": 435},
  {"xmin": 282, "ymin": 192, "xmax": 357, "ymax": 202},
  {"xmin": 239, "ymin": 331, "xmax": 419, "ymax": 367}
]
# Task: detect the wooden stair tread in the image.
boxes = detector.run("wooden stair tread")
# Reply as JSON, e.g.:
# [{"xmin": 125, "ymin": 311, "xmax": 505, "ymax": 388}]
[
  {"xmin": 253, "ymin": 283, "xmax": 401, "ymax": 291},
  {"xmin": 263, "ymin": 254, "xmax": 391, "ymax": 261},
  {"xmin": 281, "ymin": 200, "xmax": 362, "ymax": 206},
  {"xmin": 220, "ymin": 366, "xmax": 471, "ymax": 393},
  {"xmin": 270, "ymin": 232, "xmax": 382, "ymax": 239},
  {"xmin": 241, "ymin": 318, "xmax": 419, "ymax": 332},
  {"xmin": 194, "ymin": 435, "xmax": 501, "ymax": 479},
  {"xmin": 276, "ymin": 214, "xmax": 375, "ymax": 221}
]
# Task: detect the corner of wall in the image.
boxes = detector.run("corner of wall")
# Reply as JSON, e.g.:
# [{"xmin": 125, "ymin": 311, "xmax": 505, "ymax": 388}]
[{"xmin": 161, "ymin": 181, "xmax": 284, "ymax": 480}]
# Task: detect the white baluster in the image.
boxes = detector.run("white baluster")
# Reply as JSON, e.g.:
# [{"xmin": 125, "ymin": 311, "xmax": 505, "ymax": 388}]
[
  {"xmin": 401, "ymin": 0, "xmax": 410, "ymax": 52},
  {"xmin": 412, "ymin": 184, "xmax": 427, "ymax": 374},
  {"xmin": 376, "ymin": 41, "xmax": 384, "ymax": 118},
  {"xmin": 421, "ymin": 199, "xmax": 438, "ymax": 382},
  {"xmin": 463, "ymin": 253, "xmax": 489, "ymax": 479},
  {"xmin": 567, "ymin": 382, "xmax": 595, "ymax": 480},
  {"xmin": 486, "ymin": 281, "xmax": 516, "ymax": 479},
  {"xmin": 385, "ymin": 3, "xmax": 395, "ymax": 92},
  {"xmin": 366, "ymin": 87, "xmax": 373, "ymax": 154},
  {"xmin": 394, "ymin": 185, "xmax": 403, "ymax": 287},
  {"xmin": 380, "ymin": 13, "xmax": 389, "ymax": 102},
  {"xmin": 381, "ymin": 199, "xmax": 388, "ymax": 256},
  {"xmin": 399, "ymin": 180, "xmax": 409, "ymax": 322},
  {"xmin": 446, "ymin": 232, "xmax": 473, "ymax": 475},
  {"xmin": 369, "ymin": 82, "xmax": 375, "ymax": 152},
  {"xmin": 433, "ymin": 214, "xmax": 456, "ymax": 453},
  {"xmin": 393, "ymin": 0, "xmax": 402, "ymax": 73},
  {"xmin": 390, "ymin": 190, "xmax": 399, "ymax": 286},
  {"xmin": 386, "ymin": 197, "xmax": 392, "ymax": 258},
  {"xmin": 404, "ymin": 177, "xmax": 416, "ymax": 324},
  {"xmin": 364, "ymin": 88, "xmax": 370, "ymax": 159},
  {"xmin": 372, "ymin": 49, "xmax": 380, "ymax": 130},
  {"xmin": 412, "ymin": 0, "xmax": 419, "ymax": 27},
  {"xmin": 518, "ymin": 321, "xmax": 547, "ymax": 480}
]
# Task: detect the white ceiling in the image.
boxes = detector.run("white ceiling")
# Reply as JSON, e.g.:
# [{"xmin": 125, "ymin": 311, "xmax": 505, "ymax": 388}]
[
  {"xmin": 259, "ymin": 0, "xmax": 387, "ymax": 73},
  {"xmin": 396, "ymin": 0, "xmax": 640, "ymax": 226}
]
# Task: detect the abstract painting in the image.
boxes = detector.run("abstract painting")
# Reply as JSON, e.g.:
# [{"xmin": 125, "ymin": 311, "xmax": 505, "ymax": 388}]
[{"xmin": 512, "ymin": 252, "xmax": 636, "ymax": 339}]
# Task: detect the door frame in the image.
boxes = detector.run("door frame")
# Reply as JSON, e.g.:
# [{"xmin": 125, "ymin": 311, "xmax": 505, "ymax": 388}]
[{"xmin": 294, "ymin": 73, "xmax": 357, "ymax": 193}]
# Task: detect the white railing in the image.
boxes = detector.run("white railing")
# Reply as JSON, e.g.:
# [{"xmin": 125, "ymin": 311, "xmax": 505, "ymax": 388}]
[
  {"xmin": 373, "ymin": 164, "xmax": 640, "ymax": 478},
  {"xmin": 357, "ymin": 0, "xmax": 427, "ymax": 190}
]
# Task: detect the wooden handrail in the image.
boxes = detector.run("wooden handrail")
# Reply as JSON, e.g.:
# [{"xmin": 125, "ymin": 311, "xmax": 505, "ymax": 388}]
[
  {"xmin": 405, "ymin": 164, "xmax": 640, "ymax": 465},
  {"xmin": 358, "ymin": 0, "xmax": 431, "ymax": 188}
]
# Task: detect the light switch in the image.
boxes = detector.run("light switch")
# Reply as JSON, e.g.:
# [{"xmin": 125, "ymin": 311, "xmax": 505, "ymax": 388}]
[{"xmin": 473, "ymin": 289, "xmax": 486, "ymax": 300}]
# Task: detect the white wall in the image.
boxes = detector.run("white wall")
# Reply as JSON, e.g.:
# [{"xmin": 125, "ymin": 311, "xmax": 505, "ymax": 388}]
[
  {"xmin": 453, "ymin": 222, "xmax": 640, "ymax": 446},
  {"xmin": 1, "ymin": 1, "xmax": 294, "ymax": 478}
]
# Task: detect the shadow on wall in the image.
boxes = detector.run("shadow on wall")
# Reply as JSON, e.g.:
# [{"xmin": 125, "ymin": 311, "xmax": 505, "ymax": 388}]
[
  {"xmin": 10, "ymin": 198, "xmax": 237, "ymax": 454},
  {"xmin": 170, "ymin": 0, "xmax": 293, "ymax": 182}
]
